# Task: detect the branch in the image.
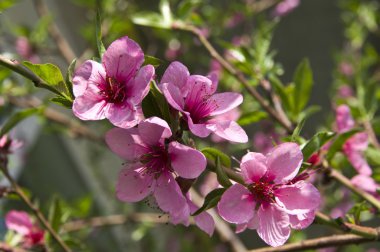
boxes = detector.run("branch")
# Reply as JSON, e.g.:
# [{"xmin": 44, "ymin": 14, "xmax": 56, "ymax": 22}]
[
  {"xmin": 250, "ymin": 233, "xmax": 378, "ymax": 252},
  {"xmin": 173, "ymin": 23, "xmax": 293, "ymax": 133},
  {"xmin": 362, "ymin": 119, "xmax": 380, "ymax": 149},
  {"xmin": 33, "ymin": 0, "xmax": 76, "ymax": 64},
  {"xmin": 328, "ymin": 168, "xmax": 380, "ymax": 211},
  {"xmin": 0, "ymin": 165, "xmax": 72, "ymax": 252}
]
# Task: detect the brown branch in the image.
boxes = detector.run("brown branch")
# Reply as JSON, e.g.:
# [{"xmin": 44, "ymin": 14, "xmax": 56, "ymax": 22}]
[
  {"xmin": 173, "ymin": 23, "xmax": 293, "ymax": 133},
  {"xmin": 250, "ymin": 233, "xmax": 377, "ymax": 252},
  {"xmin": 0, "ymin": 165, "xmax": 72, "ymax": 252},
  {"xmin": 362, "ymin": 119, "xmax": 380, "ymax": 149},
  {"xmin": 33, "ymin": 0, "xmax": 76, "ymax": 64}
]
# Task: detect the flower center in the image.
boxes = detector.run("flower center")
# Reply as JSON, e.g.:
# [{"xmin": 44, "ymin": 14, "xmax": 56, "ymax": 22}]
[
  {"xmin": 139, "ymin": 144, "xmax": 171, "ymax": 178},
  {"xmin": 100, "ymin": 76, "xmax": 127, "ymax": 104},
  {"xmin": 248, "ymin": 181, "xmax": 275, "ymax": 204}
]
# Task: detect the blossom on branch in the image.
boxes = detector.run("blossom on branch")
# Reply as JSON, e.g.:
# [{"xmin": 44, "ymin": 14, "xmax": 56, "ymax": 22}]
[
  {"xmin": 218, "ymin": 142, "xmax": 321, "ymax": 247},
  {"xmin": 105, "ymin": 117, "xmax": 214, "ymax": 234},
  {"xmin": 72, "ymin": 36, "xmax": 154, "ymax": 128},
  {"xmin": 160, "ymin": 61, "xmax": 248, "ymax": 143}
]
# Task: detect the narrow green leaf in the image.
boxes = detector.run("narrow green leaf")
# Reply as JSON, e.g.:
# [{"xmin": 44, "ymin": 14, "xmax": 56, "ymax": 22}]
[
  {"xmin": 131, "ymin": 12, "xmax": 170, "ymax": 29},
  {"xmin": 291, "ymin": 117, "xmax": 306, "ymax": 141},
  {"xmin": 159, "ymin": 0, "xmax": 172, "ymax": 27},
  {"xmin": 201, "ymin": 147, "xmax": 231, "ymax": 168},
  {"xmin": 326, "ymin": 129, "xmax": 361, "ymax": 161},
  {"xmin": 293, "ymin": 59, "xmax": 313, "ymax": 114},
  {"xmin": 192, "ymin": 188, "xmax": 226, "ymax": 216},
  {"xmin": 269, "ymin": 75, "xmax": 292, "ymax": 113},
  {"xmin": 0, "ymin": 0, "xmax": 18, "ymax": 12},
  {"xmin": 95, "ymin": 10, "xmax": 106, "ymax": 59},
  {"xmin": 0, "ymin": 108, "xmax": 40, "ymax": 137},
  {"xmin": 144, "ymin": 55, "xmax": 163, "ymax": 68},
  {"xmin": 365, "ymin": 147, "xmax": 380, "ymax": 166},
  {"xmin": 141, "ymin": 81, "xmax": 171, "ymax": 124},
  {"xmin": 65, "ymin": 58, "xmax": 76, "ymax": 100},
  {"xmin": 23, "ymin": 62, "xmax": 70, "ymax": 99},
  {"xmin": 301, "ymin": 131, "xmax": 335, "ymax": 160},
  {"xmin": 215, "ymin": 156, "xmax": 232, "ymax": 188},
  {"xmin": 50, "ymin": 97, "xmax": 73, "ymax": 109},
  {"xmin": 237, "ymin": 111, "xmax": 267, "ymax": 126},
  {"xmin": 48, "ymin": 197, "xmax": 63, "ymax": 232}
]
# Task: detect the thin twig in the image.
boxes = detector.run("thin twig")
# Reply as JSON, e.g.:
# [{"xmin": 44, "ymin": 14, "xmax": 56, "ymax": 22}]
[
  {"xmin": 0, "ymin": 165, "xmax": 72, "ymax": 252},
  {"xmin": 328, "ymin": 168, "xmax": 380, "ymax": 211},
  {"xmin": 250, "ymin": 233, "xmax": 378, "ymax": 252},
  {"xmin": 33, "ymin": 0, "xmax": 76, "ymax": 64},
  {"xmin": 173, "ymin": 23, "xmax": 293, "ymax": 133}
]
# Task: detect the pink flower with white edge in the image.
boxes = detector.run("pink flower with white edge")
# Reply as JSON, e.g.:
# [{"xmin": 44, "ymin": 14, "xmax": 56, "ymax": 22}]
[
  {"xmin": 5, "ymin": 210, "xmax": 45, "ymax": 248},
  {"xmin": 218, "ymin": 142, "xmax": 321, "ymax": 247},
  {"xmin": 72, "ymin": 36, "xmax": 154, "ymax": 129},
  {"xmin": 336, "ymin": 105, "xmax": 371, "ymax": 175},
  {"xmin": 105, "ymin": 116, "xmax": 214, "ymax": 234},
  {"xmin": 273, "ymin": 0, "xmax": 300, "ymax": 17},
  {"xmin": 160, "ymin": 61, "xmax": 248, "ymax": 143}
]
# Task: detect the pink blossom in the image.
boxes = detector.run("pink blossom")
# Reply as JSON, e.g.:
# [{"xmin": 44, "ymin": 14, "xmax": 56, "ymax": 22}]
[
  {"xmin": 273, "ymin": 0, "xmax": 300, "ymax": 17},
  {"xmin": 160, "ymin": 61, "xmax": 248, "ymax": 143},
  {"xmin": 0, "ymin": 135, "xmax": 23, "ymax": 155},
  {"xmin": 72, "ymin": 36, "xmax": 154, "ymax": 129},
  {"xmin": 339, "ymin": 62, "xmax": 354, "ymax": 77},
  {"xmin": 5, "ymin": 210, "xmax": 44, "ymax": 248},
  {"xmin": 211, "ymin": 108, "xmax": 241, "ymax": 142},
  {"xmin": 225, "ymin": 13, "xmax": 244, "ymax": 28},
  {"xmin": 106, "ymin": 117, "xmax": 214, "ymax": 233},
  {"xmin": 351, "ymin": 174, "xmax": 379, "ymax": 195},
  {"xmin": 337, "ymin": 85, "xmax": 354, "ymax": 98},
  {"xmin": 15, "ymin": 37, "xmax": 40, "ymax": 63},
  {"xmin": 218, "ymin": 143, "xmax": 321, "ymax": 247},
  {"xmin": 336, "ymin": 105, "xmax": 371, "ymax": 175}
]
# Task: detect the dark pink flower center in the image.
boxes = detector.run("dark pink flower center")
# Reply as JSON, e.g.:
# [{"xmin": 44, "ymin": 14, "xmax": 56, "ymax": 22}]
[
  {"xmin": 184, "ymin": 84, "xmax": 219, "ymax": 123},
  {"xmin": 139, "ymin": 144, "xmax": 171, "ymax": 178},
  {"xmin": 99, "ymin": 76, "xmax": 127, "ymax": 104},
  {"xmin": 248, "ymin": 181, "xmax": 275, "ymax": 204}
]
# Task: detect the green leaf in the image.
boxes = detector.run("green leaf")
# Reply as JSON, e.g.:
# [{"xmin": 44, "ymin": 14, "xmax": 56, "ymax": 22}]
[
  {"xmin": 50, "ymin": 97, "xmax": 73, "ymax": 109},
  {"xmin": 0, "ymin": 0, "xmax": 18, "ymax": 12},
  {"xmin": 141, "ymin": 81, "xmax": 172, "ymax": 124},
  {"xmin": 237, "ymin": 111, "xmax": 267, "ymax": 126},
  {"xmin": 201, "ymin": 147, "xmax": 231, "ymax": 168},
  {"xmin": 159, "ymin": 0, "xmax": 172, "ymax": 27},
  {"xmin": 95, "ymin": 10, "xmax": 106, "ymax": 59},
  {"xmin": 0, "ymin": 108, "xmax": 40, "ymax": 137},
  {"xmin": 131, "ymin": 12, "xmax": 171, "ymax": 29},
  {"xmin": 144, "ymin": 55, "xmax": 163, "ymax": 68},
  {"xmin": 215, "ymin": 156, "xmax": 232, "ymax": 188},
  {"xmin": 365, "ymin": 147, "xmax": 380, "ymax": 166},
  {"xmin": 269, "ymin": 75, "xmax": 293, "ymax": 113},
  {"xmin": 291, "ymin": 117, "xmax": 306, "ymax": 141},
  {"xmin": 23, "ymin": 62, "xmax": 71, "ymax": 99},
  {"xmin": 65, "ymin": 59, "xmax": 76, "ymax": 100},
  {"xmin": 48, "ymin": 197, "xmax": 64, "ymax": 232},
  {"xmin": 326, "ymin": 129, "xmax": 361, "ymax": 161},
  {"xmin": 191, "ymin": 188, "xmax": 226, "ymax": 216},
  {"xmin": 293, "ymin": 59, "xmax": 313, "ymax": 114},
  {"xmin": 301, "ymin": 132, "xmax": 335, "ymax": 160}
]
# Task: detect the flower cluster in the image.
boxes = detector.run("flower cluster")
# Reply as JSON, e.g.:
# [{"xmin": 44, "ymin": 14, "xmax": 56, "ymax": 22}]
[{"xmin": 71, "ymin": 36, "xmax": 321, "ymax": 245}]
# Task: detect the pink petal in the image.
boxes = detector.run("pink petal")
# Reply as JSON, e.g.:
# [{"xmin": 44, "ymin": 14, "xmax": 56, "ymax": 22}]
[
  {"xmin": 105, "ymin": 127, "xmax": 146, "ymax": 161},
  {"xmin": 5, "ymin": 210, "xmax": 34, "ymax": 235},
  {"xmin": 187, "ymin": 198, "xmax": 215, "ymax": 236},
  {"xmin": 206, "ymin": 71, "xmax": 219, "ymax": 93},
  {"xmin": 185, "ymin": 113, "xmax": 212, "ymax": 137},
  {"xmin": 72, "ymin": 60, "xmax": 105, "ymax": 97},
  {"xmin": 154, "ymin": 172, "xmax": 190, "ymax": 225},
  {"xmin": 289, "ymin": 211, "xmax": 315, "ymax": 230},
  {"xmin": 102, "ymin": 36, "xmax": 144, "ymax": 82},
  {"xmin": 336, "ymin": 105, "xmax": 354, "ymax": 133},
  {"xmin": 208, "ymin": 120, "xmax": 248, "ymax": 143},
  {"xmin": 257, "ymin": 204, "xmax": 291, "ymax": 247},
  {"xmin": 349, "ymin": 132, "xmax": 369, "ymax": 151},
  {"xmin": 161, "ymin": 83, "xmax": 185, "ymax": 111},
  {"xmin": 128, "ymin": 65, "xmax": 155, "ymax": 105},
  {"xmin": 209, "ymin": 92, "xmax": 243, "ymax": 117},
  {"xmin": 241, "ymin": 152, "xmax": 267, "ymax": 184},
  {"xmin": 351, "ymin": 174, "xmax": 378, "ymax": 193},
  {"xmin": 344, "ymin": 145, "xmax": 372, "ymax": 176},
  {"xmin": 73, "ymin": 85, "xmax": 108, "ymax": 120},
  {"xmin": 275, "ymin": 181, "xmax": 321, "ymax": 215},
  {"xmin": 185, "ymin": 75, "xmax": 215, "ymax": 106},
  {"xmin": 266, "ymin": 142, "xmax": 303, "ymax": 183},
  {"xmin": 169, "ymin": 141, "xmax": 206, "ymax": 179},
  {"xmin": 218, "ymin": 184, "xmax": 255, "ymax": 224},
  {"xmin": 106, "ymin": 103, "xmax": 140, "ymax": 129},
  {"xmin": 138, "ymin": 117, "xmax": 172, "ymax": 146},
  {"xmin": 160, "ymin": 61, "xmax": 190, "ymax": 94},
  {"xmin": 116, "ymin": 166, "xmax": 154, "ymax": 202}
]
